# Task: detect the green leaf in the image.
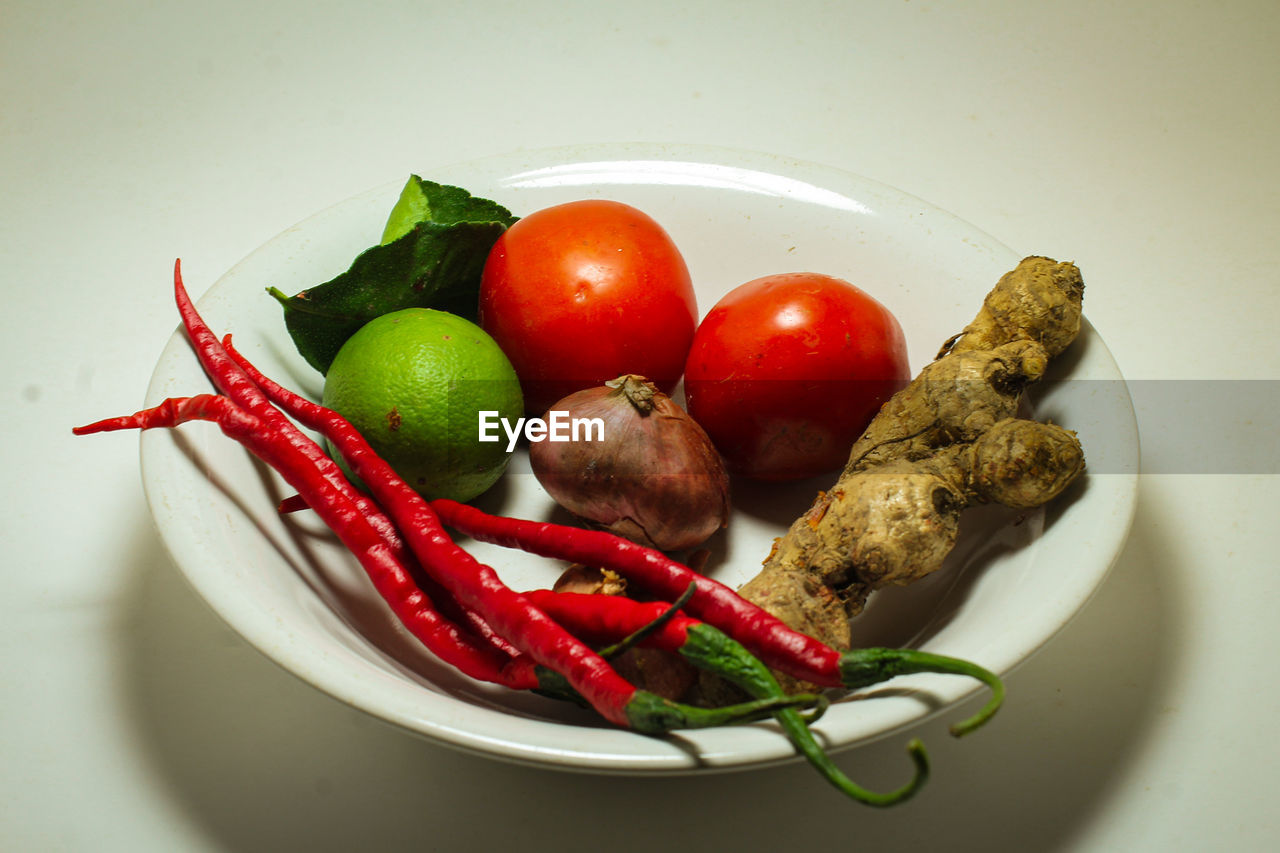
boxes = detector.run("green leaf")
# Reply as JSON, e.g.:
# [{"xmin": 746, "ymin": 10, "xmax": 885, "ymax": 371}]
[
  {"xmin": 381, "ymin": 175, "xmax": 435, "ymax": 245},
  {"xmin": 269, "ymin": 177, "xmax": 518, "ymax": 374}
]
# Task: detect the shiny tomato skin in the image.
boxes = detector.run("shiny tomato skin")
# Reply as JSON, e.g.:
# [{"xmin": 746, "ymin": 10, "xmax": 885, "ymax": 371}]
[
  {"xmin": 478, "ymin": 200, "xmax": 697, "ymax": 415},
  {"xmin": 684, "ymin": 272, "xmax": 910, "ymax": 481}
]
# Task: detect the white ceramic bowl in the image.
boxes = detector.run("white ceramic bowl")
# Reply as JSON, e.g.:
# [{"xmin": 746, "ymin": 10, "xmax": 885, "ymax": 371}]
[{"xmin": 140, "ymin": 143, "xmax": 1139, "ymax": 773}]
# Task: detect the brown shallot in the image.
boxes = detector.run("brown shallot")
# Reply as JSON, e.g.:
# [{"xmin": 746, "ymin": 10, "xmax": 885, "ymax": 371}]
[{"xmin": 529, "ymin": 374, "xmax": 730, "ymax": 552}]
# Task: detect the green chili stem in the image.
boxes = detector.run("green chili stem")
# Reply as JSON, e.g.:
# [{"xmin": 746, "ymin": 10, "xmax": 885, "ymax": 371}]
[
  {"xmin": 679, "ymin": 623, "xmax": 928, "ymax": 806},
  {"xmin": 625, "ymin": 690, "xmax": 825, "ymax": 733},
  {"xmin": 840, "ymin": 648, "xmax": 1006, "ymax": 737},
  {"xmin": 537, "ymin": 667, "xmax": 826, "ymax": 733},
  {"xmin": 778, "ymin": 718, "xmax": 930, "ymax": 807}
]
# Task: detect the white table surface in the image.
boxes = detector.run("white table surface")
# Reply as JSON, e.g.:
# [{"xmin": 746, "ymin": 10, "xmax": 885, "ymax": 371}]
[{"xmin": 5, "ymin": 2, "xmax": 1277, "ymax": 850}]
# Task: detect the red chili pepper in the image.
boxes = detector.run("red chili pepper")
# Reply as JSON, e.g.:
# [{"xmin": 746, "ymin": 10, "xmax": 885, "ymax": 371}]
[
  {"xmin": 215, "ymin": 332, "xmax": 743, "ymax": 722},
  {"xmin": 434, "ymin": 501, "xmax": 1004, "ymax": 733},
  {"xmin": 207, "ymin": 343, "xmax": 642, "ymax": 725},
  {"xmin": 137, "ymin": 274, "xmax": 823, "ymax": 732},
  {"xmin": 528, "ymin": 589, "xmax": 696, "ymax": 651},
  {"xmin": 71, "ymin": 261, "xmax": 1034, "ymax": 813},
  {"xmin": 215, "ymin": 334, "xmax": 823, "ymax": 675},
  {"xmin": 432, "ymin": 498, "xmax": 844, "ymax": 685},
  {"xmin": 275, "ymin": 489, "xmax": 520, "ymax": 660},
  {"xmin": 163, "ymin": 271, "xmax": 625, "ymax": 713},
  {"xmin": 187, "ymin": 266, "xmax": 535, "ymax": 666},
  {"xmin": 172, "ymin": 261, "xmax": 529, "ymax": 668},
  {"xmin": 74, "ymin": 393, "xmax": 540, "ymax": 690},
  {"xmin": 80, "ymin": 394, "xmax": 829, "ymax": 734},
  {"xmin": 233, "ymin": 330, "xmax": 1003, "ymax": 735},
  {"xmin": 254, "ymin": 387, "xmax": 816, "ymax": 728},
  {"xmin": 171, "ymin": 261, "xmax": 410, "ymax": 561}
]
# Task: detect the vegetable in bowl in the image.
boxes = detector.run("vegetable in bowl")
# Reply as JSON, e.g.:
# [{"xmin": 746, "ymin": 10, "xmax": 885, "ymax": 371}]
[{"xmin": 77, "ymin": 159, "xmax": 1100, "ymax": 804}]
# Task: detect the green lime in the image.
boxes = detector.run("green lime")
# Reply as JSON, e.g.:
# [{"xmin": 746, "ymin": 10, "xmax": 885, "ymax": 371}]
[{"xmin": 322, "ymin": 307, "xmax": 523, "ymax": 502}]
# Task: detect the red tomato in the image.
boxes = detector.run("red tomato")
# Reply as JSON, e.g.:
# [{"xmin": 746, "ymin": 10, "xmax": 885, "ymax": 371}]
[
  {"xmin": 479, "ymin": 200, "xmax": 697, "ymax": 415},
  {"xmin": 684, "ymin": 272, "xmax": 910, "ymax": 481}
]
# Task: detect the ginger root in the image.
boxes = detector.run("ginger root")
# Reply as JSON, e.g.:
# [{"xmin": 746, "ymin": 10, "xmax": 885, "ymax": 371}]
[{"xmin": 737, "ymin": 256, "xmax": 1087, "ymax": 656}]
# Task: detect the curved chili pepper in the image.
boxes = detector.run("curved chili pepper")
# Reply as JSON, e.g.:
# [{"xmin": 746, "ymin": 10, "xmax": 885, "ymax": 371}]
[
  {"xmin": 214, "ymin": 332, "xmax": 763, "ymax": 724},
  {"xmin": 264, "ymin": 393, "xmax": 823, "ymax": 730},
  {"xmin": 78, "ymin": 392, "xmax": 826, "ymax": 731},
  {"xmin": 432, "ymin": 498, "xmax": 844, "ymax": 685},
  {"xmin": 218, "ymin": 332, "xmax": 828, "ymax": 682},
  {"xmin": 528, "ymin": 590, "xmax": 929, "ymax": 806},
  {"xmin": 275, "ymin": 490, "xmax": 520, "ymax": 660},
  {"xmin": 74, "ymin": 394, "xmax": 539, "ymax": 690},
  {"xmin": 164, "ymin": 284, "xmax": 827, "ymax": 732},
  {"xmin": 174, "ymin": 262, "xmax": 527, "ymax": 667},
  {"xmin": 435, "ymin": 500, "xmax": 1004, "ymax": 733},
  {"xmin": 236, "ymin": 332, "xmax": 1004, "ymax": 736},
  {"xmin": 172, "ymin": 261, "xmax": 411, "ymax": 565}
]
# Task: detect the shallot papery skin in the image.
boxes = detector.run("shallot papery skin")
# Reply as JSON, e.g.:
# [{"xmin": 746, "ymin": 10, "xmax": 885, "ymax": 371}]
[{"xmin": 530, "ymin": 375, "xmax": 730, "ymax": 552}]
